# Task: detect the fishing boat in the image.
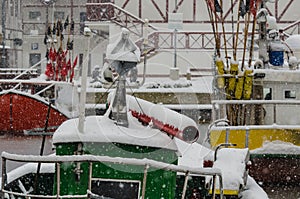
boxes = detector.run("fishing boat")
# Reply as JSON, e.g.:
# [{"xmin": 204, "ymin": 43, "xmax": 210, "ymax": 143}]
[
  {"xmin": 205, "ymin": 0, "xmax": 300, "ymax": 185},
  {"xmin": 0, "ymin": 27, "xmax": 269, "ymax": 199},
  {"xmin": 0, "ymin": 16, "xmax": 80, "ymax": 136}
]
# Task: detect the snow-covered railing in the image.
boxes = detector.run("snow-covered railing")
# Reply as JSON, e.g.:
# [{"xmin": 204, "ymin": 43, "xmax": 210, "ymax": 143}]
[{"xmin": 1, "ymin": 152, "xmax": 223, "ymax": 199}]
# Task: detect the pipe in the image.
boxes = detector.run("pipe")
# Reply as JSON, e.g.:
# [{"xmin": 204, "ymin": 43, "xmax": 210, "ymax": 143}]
[{"xmin": 78, "ymin": 28, "xmax": 91, "ymax": 133}]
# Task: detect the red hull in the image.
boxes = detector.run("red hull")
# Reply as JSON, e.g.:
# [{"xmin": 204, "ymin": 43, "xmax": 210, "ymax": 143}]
[{"xmin": 0, "ymin": 91, "xmax": 68, "ymax": 135}]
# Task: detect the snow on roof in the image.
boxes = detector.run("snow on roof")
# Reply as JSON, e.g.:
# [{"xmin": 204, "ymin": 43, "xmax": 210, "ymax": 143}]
[
  {"xmin": 86, "ymin": 76, "xmax": 213, "ymax": 94},
  {"xmin": 251, "ymin": 140, "xmax": 300, "ymax": 154},
  {"xmin": 53, "ymin": 115, "xmax": 178, "ymax": 151}
]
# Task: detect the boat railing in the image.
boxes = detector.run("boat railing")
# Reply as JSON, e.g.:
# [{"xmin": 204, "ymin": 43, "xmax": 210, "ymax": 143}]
[
  {"xmin": 1, "ymin": 152, "xmax": 224, "ymax": 199},
  {"xmin": 211, "ymin": 99, "xmax": 300, "ymax": 126}
]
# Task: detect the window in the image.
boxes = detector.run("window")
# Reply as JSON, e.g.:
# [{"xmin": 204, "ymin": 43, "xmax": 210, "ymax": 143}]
[
  {"xmin": 29, "ymin": 11, "xmax": 41, "ymax": 20},
  {"xmin": 80, "ymin": 12, "xmax": 87, "ymax": 22},
  {"xmin": 54, "ymin": 11, "xmax": 64, "ymax": 20},
  {"xmin": 284, "ymin": 90, "xmax": 296, "ymax": 99},
  {"xmin": 29, "ymin": 53, "xmax": 41, "ymax": 69},
  {"xmin": 264, "ymin": 88, "xmax": 272, "ymax": 100},
  {"xmin": 91, "ymin": 179, "xmax": 140, "ymax": 199},
  {"xmin": 80, "ymin": 12, "xmax": 87, "ymax": 34}
]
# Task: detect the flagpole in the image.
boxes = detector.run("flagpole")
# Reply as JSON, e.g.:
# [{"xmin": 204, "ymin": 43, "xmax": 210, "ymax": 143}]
[
  {"xmin": 206, "ymin": 1, "xmax": 218, "ymax": 56},
  {"xmin": 248, "ymin": 1, "xmax": 260, "ymax": 67},
  {"xmin": 241, "ymin": 13, "xmax": 251, "ymax": 70},
  {"xmin": 213, "ymin": 7, "xmax": 221, "ymax": 58},
  {"xmin": 231, "ymin": 0, "xmax": 235, "ymax": 50},
  {"xmin": 234, "ymin": 0, "xmax": 243, "ymax": 61},
  {"xmin": 219, "ymin": 0, "xmax": 228, "ymax": 63}
]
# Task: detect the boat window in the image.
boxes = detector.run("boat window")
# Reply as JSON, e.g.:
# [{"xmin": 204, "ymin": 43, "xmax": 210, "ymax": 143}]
[
  {"xmin": 284, "ymin": 90, "xmax": 296, "ymax": 99},
  {"xmin": 264, "ymin": 88, "xmax": 272, "ymax": 100},
  {"xmin": 91, "ymin": 178, "xmax": 140, "ymax": 199}
]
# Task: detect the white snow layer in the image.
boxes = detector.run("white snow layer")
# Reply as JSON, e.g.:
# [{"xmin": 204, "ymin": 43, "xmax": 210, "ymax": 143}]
[
  {"xmin": 251, "ymin": 140, "xmax": 300, "ymax": 154},
  {"xmin": 53, "ymin": 115, "xmax": 178, "ymax": 151}
]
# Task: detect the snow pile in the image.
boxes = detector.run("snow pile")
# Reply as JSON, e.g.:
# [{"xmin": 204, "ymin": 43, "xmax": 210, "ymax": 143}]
[
  {"xmin": 240, "ymin": 176, "xmax": 269, "ymax": 199},
  {"xmin": 211, "ymin": 148, "xmax": 249, "ymax": 191},
  {"xmin": 251, "ymin": 140, "xmax": 300, "ymax": 154}
]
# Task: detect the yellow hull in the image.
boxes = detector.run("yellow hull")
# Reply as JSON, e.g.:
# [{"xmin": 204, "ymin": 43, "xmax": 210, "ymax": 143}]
[{"xmin": 209, "ymin": 127, "xmax": 300, "ymax": 150}]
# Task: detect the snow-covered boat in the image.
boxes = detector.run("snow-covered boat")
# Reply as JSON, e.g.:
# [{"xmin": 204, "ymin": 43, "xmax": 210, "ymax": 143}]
[
  {"xmin": 0, "ymin": 19, "xmax": 80, "ymax": 136},
  {"xmin": 0, "ymin": 79, "xmax": 79, "ymax": 136},
  {"xmin": 0, "ymin": 27, "xmax": 268, "ymax": 199},
  {"xmin": 206, "ymin": 0, "xmax": 300, "ymax": 184},
  {"xmin": 0, "ymin": 89, "xmax": 67, "ymax": 136}
]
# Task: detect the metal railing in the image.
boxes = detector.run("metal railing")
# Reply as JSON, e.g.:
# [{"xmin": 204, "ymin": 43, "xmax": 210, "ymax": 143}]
[
  {"xmin": 211, "ymin": 99, "xmax": 300, "ymax": 125},
  {"xmin": 1, "ymin": 152, "xmax": 224, "ymax": 199}
]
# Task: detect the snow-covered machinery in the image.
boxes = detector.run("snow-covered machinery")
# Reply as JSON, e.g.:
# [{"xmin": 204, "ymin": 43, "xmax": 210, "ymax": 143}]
[{"xmin": 203, "ymin": 144, "xmax": 250, "ymax": 198}]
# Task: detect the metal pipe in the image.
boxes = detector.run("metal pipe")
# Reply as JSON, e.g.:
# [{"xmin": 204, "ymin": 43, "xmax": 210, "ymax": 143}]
[
  {"xmin": 245, "ymin": 128, "xmax": 250, "ymax": 148},
  {"xmin": 214, "ymin": 143, "xmax": 237, "ymax": 161},
  {"xmin": 1, "ymin": 157, "xmax": 7, "ymax": 194},
  {"xmin": 78, "ymin": 28, "xmax": 91, "ymax": 133},
  {"xmin": 88, "ymin": 162, "xmax": 92, "ymax": 196},
  {"xmin": 211, "ymin": 175, "xmax": 216, "ymax": 199},
  {"xmin": 174, "ymin": 29, "xmax": 177, "ymax": 68},
  {"xmin": 273, "ymin": 104, "xmax": 276, "ymax": 124},
  {"xmin": 181, "ymin": 171, "xmax": 190, "ymax": 199},
  {"xmin": 141, "ymin": 164, "xmax": 149, "ymax": 199},
  {"xmin": 56, "ymin": 162, "xmax": 60, "ymax": 199}
]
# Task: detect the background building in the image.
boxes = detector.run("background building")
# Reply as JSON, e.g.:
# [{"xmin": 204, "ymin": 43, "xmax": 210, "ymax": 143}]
[
  {"xmin": 1, "ymin": 0, "xmax": 300, "ymax": 77},
  {"xmin": 1, "ymin": 0, "xmax": 108, "ymax": 76}
]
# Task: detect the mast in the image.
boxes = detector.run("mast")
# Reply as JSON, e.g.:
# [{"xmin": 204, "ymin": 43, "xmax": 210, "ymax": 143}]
[
  {"xmin": 106, "ymin": 28, "xmax": 141, "ymax": 127},
  {"xmin": 78, "ymin": 27, "xmax": 92, "ymax": 133},
  {"xmin": 111, "ymin": 72, "xmax": 129, "ymax": 127}
]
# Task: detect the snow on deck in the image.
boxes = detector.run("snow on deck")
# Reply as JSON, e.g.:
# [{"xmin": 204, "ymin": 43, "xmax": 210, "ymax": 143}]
[
  {"xmin": 251, "ymin": 140, "xmax": 300, "ymax": 154},
  {"xmin": 53, "ymin": 115, "xmax": 178, "ymax": 151}
]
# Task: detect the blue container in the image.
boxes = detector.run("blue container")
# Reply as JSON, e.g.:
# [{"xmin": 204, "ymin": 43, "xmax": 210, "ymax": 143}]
[{"xmin": 269, "ymin": 51, "xmax": 284, "ymax": 66}]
